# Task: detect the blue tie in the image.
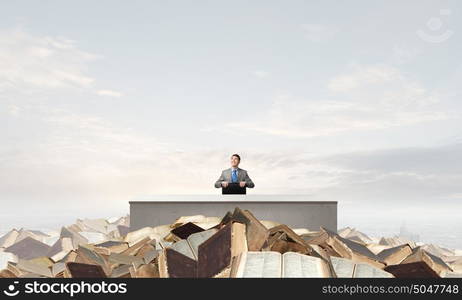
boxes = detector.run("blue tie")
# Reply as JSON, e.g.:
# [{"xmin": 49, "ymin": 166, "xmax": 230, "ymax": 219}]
[{"xmin": 231, "ymin": 169, "xmax": 238, "ymax": 183}]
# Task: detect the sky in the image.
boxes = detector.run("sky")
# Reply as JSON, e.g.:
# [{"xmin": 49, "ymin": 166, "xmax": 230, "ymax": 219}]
[{"xmin": 1, "ymin": 1, "xmax": 461, "ymax": 246}]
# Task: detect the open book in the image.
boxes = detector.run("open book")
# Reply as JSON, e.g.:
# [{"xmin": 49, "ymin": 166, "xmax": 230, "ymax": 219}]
[
  {"xmin": 231, "ymin": 251, "xmax": 332, "ymax": 278},
  {"xmin": 159, "ymin": 222, "xmax": 247, "ymax": 278},
  {"xmin": 169, "ymin": 228, "xmax": 218, "ymax": 260},
  {"xmin": 330, "ymin": 256, "xmax": 394, "ymax": 278}
]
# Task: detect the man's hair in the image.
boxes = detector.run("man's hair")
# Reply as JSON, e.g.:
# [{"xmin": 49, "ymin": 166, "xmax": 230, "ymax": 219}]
[{"xmin": 231, "ymin": 154, "xmax": 241, "ymax": 161}]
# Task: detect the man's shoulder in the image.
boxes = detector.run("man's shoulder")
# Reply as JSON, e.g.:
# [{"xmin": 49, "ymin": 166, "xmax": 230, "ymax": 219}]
[
  {"xmin": 237, "ymin": 168, "xmax": 247, "ymax": 173},
  {"xmin": 222, "ymin": 168, "xmax": 231, "ymax": 172}
]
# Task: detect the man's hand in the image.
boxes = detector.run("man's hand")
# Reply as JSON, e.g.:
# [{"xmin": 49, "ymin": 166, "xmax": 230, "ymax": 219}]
[
  {"xmin": 239, "ymin": 181, "xmax": 246, "ymax": 187},
  {"xmin": 221, "ymin": 182, "xmax": 229, "ymax": 188}
]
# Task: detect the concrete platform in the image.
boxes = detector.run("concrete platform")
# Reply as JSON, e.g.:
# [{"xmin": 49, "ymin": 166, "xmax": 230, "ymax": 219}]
[{"xmin": 129, "ymin": 195, "xmax": 337, "ymax": 232}]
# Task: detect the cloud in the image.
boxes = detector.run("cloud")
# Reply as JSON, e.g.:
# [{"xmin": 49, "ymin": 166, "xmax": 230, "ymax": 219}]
[
  {"xmin": 0, "ymin": 29, "xmax": 98, "ymax": 91},
  {"xmin": 309, "ymin": 143, "xmax": 462, "ymax": 203},
  {"xmin": 328, "ymin": 64, "xmax": 405, "ymax": 92},
  {"xmin": 96, "ymin": 89, "xmax": 123, "ymax": 98},
  {"xmin": 224, "ymin": 64, "xmax": 449, "ymax": 138}
]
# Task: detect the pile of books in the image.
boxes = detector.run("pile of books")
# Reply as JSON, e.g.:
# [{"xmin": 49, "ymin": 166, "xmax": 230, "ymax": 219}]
[{"xmin": 0, "ymin": 208, "xmax": 461, "ymax": 278}]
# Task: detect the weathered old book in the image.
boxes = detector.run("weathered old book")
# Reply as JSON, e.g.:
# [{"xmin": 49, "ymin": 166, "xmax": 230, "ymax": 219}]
[
  {"xmin": 266, "ymin": 225, "xmax": 313, "ymax": 255},
  {"xmin": 384, "ymin": 247, "xmax": 452, "ymax": 278},
  {"xmin": 214, "ymin": 211, "xmax": 234, "ymax": 229},
  {"xmin": 302, "ymin": 230, "xmax": 341, "ymax": 257},
  {"xmin": 330, "ymin": 257, "xmax": 393, "ymax": 278},
  {"xmin": 14, "ymin": 229, "xmax": 49, "ymax": 245},
  {"xmin": 367, "ymin": 243, "xmax": 393, "ymax": 255},
  {"xmin": 108, "ymin": 252, "xmax": 144, "ymax": 267},
  {"xmin": 0, "ymin": 229, "xmax": 20, "ymax": 248},
  {"xmin": 110, "ymin": 264, "xmax": 131, "ymax": 278},
  {"xmin": 51, "ymin": 262, "xmax": 66, "ymax": 277},
  {"xmin": 379, "ymin": 237, "xmax": 416, "ymax": 248},
  {"xmin": 338, "ymin": 227, "xmax": 373, "ymax": 244},
  {"xmin": 353, "ymin": 262, "xmax": 394, "ymax": 278},
  {"xmin": 231, "ymin": 251, "xmax": 281, "ymax": 277},
  {"xmin": 0, "ymin": 269, "xmax": 17, "ymax": 278},
  {"xmin": 231, "ymin": 251, "xmax": 331, "ymax": 278},
  {"xmin": 77, "ymin": 218, "xmax": 109, "ymax": 234},
  {"xmin": 330, "ymin": 256, "xmax": 355, "ymax": 277},
  {"xmin": 60, "ymin": 227, "xmax": 88, "ymax": 248},
  {"xmin": 6, "ymin": 262, "xmax": 23, "ymax": 277},
  {"xmin": 170, "ymin": 239, "xmax": 196, "ymax": 260},
  {"xmin": 16, "ymin": 259, "xmax": 53, "ymax": 277},
  {"xmin": 309, "ymin": 228, "xmax": 384, "ymax": 268},
  {"xmin": 442, "ymin": 271, "xmax": 462, "ymax": 278},
  {"xmin": 75, "ymin": 245, "xmax": 111, "ymax": 276},
  {"xmin": 377, "ymin": 244, "xmax": 413, "ymax": 265},
  {"xmin": 186, "ymin": 229, "xmax": 218, "ymax": 259},
  {"xmin": 79, "ymin": 232, "xmax": 107, "ymax": 244},
  {"xmin": 5, "ymin": 236, "xmax": 51, "ymax": 260},
  {"xmin": 421, "ymin": 244, "xmax": 454, "ymax": 258},
  {"xmin": 158, "ymin": 248, "xmax": 197, "ymax": 278},
  {"xmin": 59, "ymin": 250, "xmax": 78, "ymax": 263},
  {"xmin": 171, "ymin": 215, "xmax": 208, "ymax": 227},
  {"xmin": 0, "ymin": 251, "xmax": 18, "ymax": 271},
  {"xmin": 141, "ymin": 249, "xmax": 160, "ymax": 264},
  {"xmin": 309, "ymin": 244, "xmax": 338, "ymax": 277},
  {"xmin": 27, "ymin": 256, "xmax": 54, "ymax": 268},
  {"xmin": 231, "ymin": 208, "xmax": 268, "ymax": 251},
  {"xmin": 165, "ymin": 228, "xmax": 218, "ymax": 261},
  {"xmin": 130, "ymin": 263, "xmax": 159, "ymax": 278},
  {"xmin": 282, "ymin": 252, "xmax": 332, "ymax": 277},
  {"xmin": 124, "ymin": 227, "xmax": 153, "ymax": 246},
  {"xmin": 170, "ymin": 222, "xmax": 205, "ymax": 240},
  {"xmin": 135, "ymin": 241, "xmax": 157, "ymax": 258},
  {"xmin": 197, "ymin": 222, "xmax": 247, "ymax": 278},
  {"xmin": 121, "ymin": 237, "xmax": 152, "ymax": 256},
  {"xmin": 47, "ymin": 237, "xmax": 73, "ymax": 262},
  {"xmin": 65, "ymin": 262, "xmax": 107, "ymax": 278}
]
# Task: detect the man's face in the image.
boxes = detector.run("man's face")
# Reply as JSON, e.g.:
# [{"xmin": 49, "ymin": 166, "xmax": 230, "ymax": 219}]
[{"xmin": 230, "ymin": 156, "xmax": 240, "ymax": 168}]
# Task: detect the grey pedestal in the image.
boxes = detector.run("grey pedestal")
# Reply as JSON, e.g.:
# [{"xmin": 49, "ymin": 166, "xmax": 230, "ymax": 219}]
[{"xmin": 129, "ymin": 195, "xmax": 337, "ymax": 233}]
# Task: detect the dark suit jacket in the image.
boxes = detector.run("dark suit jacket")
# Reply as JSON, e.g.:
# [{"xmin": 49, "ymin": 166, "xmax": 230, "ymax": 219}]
[{"xmin": 214, "ymin": 167, "xmax": 255, "ymax": 188}]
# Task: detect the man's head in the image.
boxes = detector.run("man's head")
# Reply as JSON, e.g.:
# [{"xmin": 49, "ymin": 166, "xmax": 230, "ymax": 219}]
[{"xmin": 230, "ymin": 154, "xmax": 241, "ymax": 168}]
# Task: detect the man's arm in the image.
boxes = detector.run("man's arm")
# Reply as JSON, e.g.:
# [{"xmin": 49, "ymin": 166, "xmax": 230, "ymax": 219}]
[
  {"xmin": 214, "ymin": 171, "xmax": 226, "ymax": 188},
  {"xmin": 243, "ymin": 171, "xmax": 255, "ymax": 188}
]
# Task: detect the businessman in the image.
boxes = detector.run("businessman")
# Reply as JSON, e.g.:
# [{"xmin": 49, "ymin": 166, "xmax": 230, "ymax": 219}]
[{"xmin": 214, "ymin": 154, "xmax": 255, "ymax": 189}]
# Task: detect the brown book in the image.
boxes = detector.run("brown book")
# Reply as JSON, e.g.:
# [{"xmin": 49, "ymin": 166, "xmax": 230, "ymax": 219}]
[
  {"xmin": 60, "ymin": 226, "xmax": 87, "ymax": 248},
  {"xmin": 332, "ymin": 229, "xmax": 382, "ymax": 265},
  {"xmin": 65, "ymin": 262, "xmax": 107, "ymax": 278},
  {"xmin": 158, "ymin": 248, "xmax": 197, "ymax": 278},
  {"xmin": 384, "ymin": 247, "xmax": 452, "ymax": 278},
  {"xmin": 120, "ymin": 237, "xmax": 151, "ymax": 256},
  {"xmin": 110, "ymin": 264, "xmax": 132, "ymax": 278},
  {"xmin": 197, "ymin": 222, "xmax": 246, "ymax": 278},
  {"xmin": 171, "ymin": 222, "xmax": 205, "ymax": 240},
  {"xmin": 304, "ymin": 231, "xmax": 341, "ymax": 257},
  {"xmin": 384, "ymin": 262, "xmax": 439, "ymax": 278},
  {"xmin": 377, "ymin": 244, "xmax": 413, "ymax": 265},
  {"xmin": 231, "ymin": 208, "xmax": 268, "ymax": 251},
  {"xmin": 266, "ymin": 225, "xmax": 313, "ymax": 255},
  {"xmin": 59, "ymin": 250, "xmax": 78, "ymax": 263},
  {"xmin": 307, "ymin": 228, "xmax": 383, "ymax": 268},
  {"xmin": 135, "ymin": 243, "xmax": 157, "ymax": 259},
  {"xmin": 130, "ymin": 263, "xmax": 159, "ymax": 278},
  {"xmin": 94, "ymin": 241, "xmax": 129, "ymax": 254},
  {"xmin": 0, "ymin": 269, "xmax": 17, "ymax": 278},
  {"xmin": 75, "ymin": 245, "xmax": 111, "ymax": 276},
  {"xmin": 214, "ymin": 211, "xmax": 234, "ymax": 229}
]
